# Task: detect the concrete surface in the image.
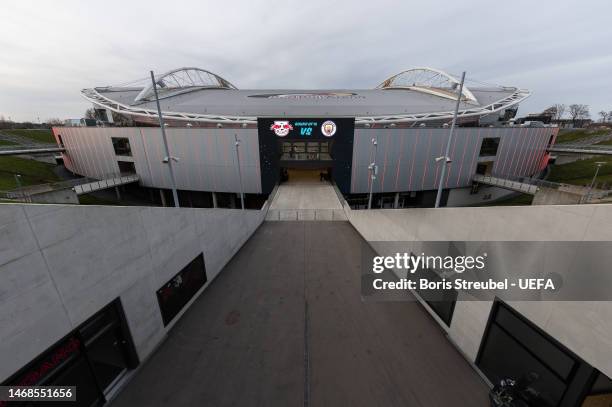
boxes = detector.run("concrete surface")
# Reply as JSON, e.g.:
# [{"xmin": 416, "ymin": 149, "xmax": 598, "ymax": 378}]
[
  {"xmin": 0, "ymin": 203, "xmax": 265, "ymax": 382},
  {"xmin": 346, "ymin": 204, "xmax": 612, "ymax": 378},
  {"xmin": 110, "ymin": 222, "xmax": 489, "ymax": 407},
  {"xmin": 267, "ymin": 179, "xmax": 346, "ymax": 221},
  {"xmin": 270, "ymin": 181, "xmax": 343, "ymax": 210},
  {"xmin": 532, "ymin": 186, "xmax": 583, "ymax": 205}
]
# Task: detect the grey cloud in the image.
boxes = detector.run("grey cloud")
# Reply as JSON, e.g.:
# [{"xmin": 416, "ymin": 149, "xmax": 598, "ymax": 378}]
[{"xmin": 1, "ymin": 0, "xmax": 611, "ymax": 121}]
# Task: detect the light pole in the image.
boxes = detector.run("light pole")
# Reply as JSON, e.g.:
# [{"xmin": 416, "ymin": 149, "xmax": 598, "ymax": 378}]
[
  {"xmin": 14, "ymin": 174, "xmax": 24, "ymax": 201},
  {"xmin": 14, "ymin": 174, "xmax": 22, "ymax": 189},
  {"xmin": 234, "ymin": 134, "xmax": 245, "ymax": 210},
  {"xmin": 586, "ymin": 161, "xmax": 606, "ymax": 202},
  {"xmin": 435, "ymin": 71, "xmax": 466, "ymax": 208},
  {"xmin": 150, "ymin": 70, "xmax": 180, "ymax": 208},
  {"xmin": 367, "ymin": 137, "xmax": 378, "ymax": 209}
]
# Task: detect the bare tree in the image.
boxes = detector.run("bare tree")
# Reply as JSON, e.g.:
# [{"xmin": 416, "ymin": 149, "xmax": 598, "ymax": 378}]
[
  {"xmin": 84, "ymin": 108, "xmax": 97, "ymax": 120},
  {"xmin": 568, "ymin": 104, "xmax": 590, "ymax": 127},
  {"xmin": 599, "ymin": 111, "xmax": 609, "ymax": 123},
  {"xmin": 609, "ymin": 111, "xmax": 612, "ymax": 123},
  {"xmin": 111, "ymin": 111, "xmax": 134, "ymax": 127},
  {"xmin": 45, "ymin": 118, "xmax": 63, "ymax": 126},
  {"xmin": 551, "ymin": 104, "xmax": 566, "ymax": 121}
]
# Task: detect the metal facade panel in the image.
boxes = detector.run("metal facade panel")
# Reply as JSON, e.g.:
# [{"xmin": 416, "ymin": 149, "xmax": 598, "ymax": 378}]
[
  {"xmin": 350, "ymin": 127, "xmax": 557, "ymax": 194},
  {"xmin": 57, "ymin": 127, "xmax": 262, "ymax": 194}
]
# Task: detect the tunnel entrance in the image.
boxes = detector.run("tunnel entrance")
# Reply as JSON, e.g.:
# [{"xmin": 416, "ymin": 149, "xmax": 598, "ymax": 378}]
[
  {"xmin": 257, "ymin": 118, "xmax": 355, "ymax": 194},
  {"xmin": 278, "ymin": 139, "xmax": 333, "ymax": 183}
]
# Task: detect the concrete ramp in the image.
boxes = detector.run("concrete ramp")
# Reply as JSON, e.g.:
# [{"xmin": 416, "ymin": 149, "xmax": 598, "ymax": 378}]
[
  {"xmin": 109, "ymin": 221, "xmax": 489, "ymax": 406},
  {"xmin": 267, "ymin": 180, "xmax": 347, "ymax": 221},
  {"xmin": 346, "ymin": 204, "xmax": 612, "ymax": 379}
]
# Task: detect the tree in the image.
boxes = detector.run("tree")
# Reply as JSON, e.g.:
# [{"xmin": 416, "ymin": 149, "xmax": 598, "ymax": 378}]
[
  {"xmin": 551, "ymin": 104, "xmax": 566, "ymax": 121},
  {"xmin": 84, "ymin": 108, "xmax": 97, "ymax": 120},
  {"xmin": 111, "ymin": 111, "xmax": 134, "ymax": 127},
  {"xmin": 45, "ymin": 118, "xmax": 63, "ymax": 126},
  {"xmin": 599, "ymin": 111, "xmax": 609, "ymax": 123},
  {"xmin": 568, "ymin": 104, "xmax": 590, "ymax": 126}
]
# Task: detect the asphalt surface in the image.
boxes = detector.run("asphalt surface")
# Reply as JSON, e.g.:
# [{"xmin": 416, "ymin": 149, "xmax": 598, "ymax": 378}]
[{"xmin": 110, "ymin": 221, "xmax": 489, "ymax": 407}]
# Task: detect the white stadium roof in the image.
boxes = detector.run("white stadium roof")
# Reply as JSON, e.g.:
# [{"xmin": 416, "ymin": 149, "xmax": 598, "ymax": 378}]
[{"xmin": 81, "ymin": 67, "xmax": 529, "ymax": 125}]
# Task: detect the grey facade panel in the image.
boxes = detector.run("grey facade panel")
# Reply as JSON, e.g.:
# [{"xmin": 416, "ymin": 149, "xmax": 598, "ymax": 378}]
[
  {"xmin": 55, "ymin": 126, "xmax": 555, "ymax": 196},
  {"xmin": 350, "ymin": 127, "xmax": 556, "ymax": 194},
  {"xmin": 56, "ymin": 127, "xmax": 262, "ymax": 194}
]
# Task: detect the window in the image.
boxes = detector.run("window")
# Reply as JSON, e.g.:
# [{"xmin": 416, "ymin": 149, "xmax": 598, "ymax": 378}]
[
  {"xmin": 118, "ymin": 161, "xmax": 135, "ymax": 174},
  {"xmin": 477, "ymin": 301, "xmax": 597, "ymax": 407},
  {"xmin": 156, "ymin": 253, "xmax": 207, "ymax": 326},
  {"xmin": 479, "ymin": 137, "xmax": 500, "ymax": 156},
  {"xmin": 413, "ymin": 266, "xmax": 457, "ymax": 326},
  {"xmin": 57, "ymin": 134, "xmax": 64, "ymax": 146},
  {"xmin": 112, "ymin": 137, "xmax": 132, "ymax": 156},
  {"xmin": 280, "ymin": 140, "xmax": 332, "ymax": 161},
  {"xmin": 2, "ymin": 300, "xmax": 138, "ymax": 405}
]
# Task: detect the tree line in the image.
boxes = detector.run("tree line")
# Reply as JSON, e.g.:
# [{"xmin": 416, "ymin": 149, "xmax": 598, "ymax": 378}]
[{"xmin": 545, "ymin": 104, "xmax": 612, "ymax": 125}]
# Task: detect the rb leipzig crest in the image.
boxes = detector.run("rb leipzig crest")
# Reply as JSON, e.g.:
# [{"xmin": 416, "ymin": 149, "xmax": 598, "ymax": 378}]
[{"xmin": 270, "ymin": 121, "xmax": 293, "ymax": 137}]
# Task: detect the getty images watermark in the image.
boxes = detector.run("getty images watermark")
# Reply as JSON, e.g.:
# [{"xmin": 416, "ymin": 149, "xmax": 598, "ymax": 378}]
[{"xmin": 361, "ymin": 241, "xmax": 612, "ymax": 301}]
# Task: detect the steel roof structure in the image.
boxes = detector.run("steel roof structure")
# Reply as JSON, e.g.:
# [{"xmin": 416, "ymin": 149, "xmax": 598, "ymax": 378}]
[{"xmin": 81, "ymin": 67, "xmax": 530, "ymax": 125}]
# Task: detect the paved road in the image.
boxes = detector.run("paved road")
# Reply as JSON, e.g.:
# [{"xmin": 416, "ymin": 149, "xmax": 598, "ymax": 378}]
[{"xmin": 111, "ymin": 222, "xmax": 489, "ymax": 407}]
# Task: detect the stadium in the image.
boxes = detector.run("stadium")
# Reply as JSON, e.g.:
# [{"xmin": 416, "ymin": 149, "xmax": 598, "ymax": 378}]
[{"xmin": 54, "ymin": 67, "xmax": 558, "ymax": 208}]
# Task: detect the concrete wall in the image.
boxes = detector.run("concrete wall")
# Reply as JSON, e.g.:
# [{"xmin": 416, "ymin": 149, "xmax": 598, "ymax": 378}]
[
  {"xmin": 53, "ymin": 127, "xmax": 262, "ymax": 194},
  {"xmin": 533, "ymin": 187, "xmax": 583, "ymax": 205},
  {"xmin": 351, "ymin": 127, "xmax": 557, "ymax": 193},
  {"xmin": 446, "ymin": 185, "xmax": 516, "ymax": 207},
  {"xmin": 0, "ymin": 203, "xmax": 265, "ymax": 382},
  {"xmin": 29, "ymin": 188, "xmax": 79, "ymax": 205},
  {"xmin": 346, "ymin": 204, "xmax": 612, "ymax": 378}
]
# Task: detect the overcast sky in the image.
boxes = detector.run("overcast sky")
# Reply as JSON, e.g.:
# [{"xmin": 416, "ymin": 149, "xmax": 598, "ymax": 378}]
[{"xmin": 1, "ymin": 0, "xmax": 611, "ymax": 122}]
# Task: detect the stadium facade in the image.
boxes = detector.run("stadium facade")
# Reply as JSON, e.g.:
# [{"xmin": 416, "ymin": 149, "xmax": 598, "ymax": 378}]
[{"xmin": 54, "ymin": 67, "xmax": 558, "ymax": 207}]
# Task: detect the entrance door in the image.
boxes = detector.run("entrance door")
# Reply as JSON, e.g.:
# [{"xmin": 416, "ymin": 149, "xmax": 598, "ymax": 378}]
[
  {"xmin": 78, "ymin": 302, "xmax": 131, "ymax": 394},
  {"xmin": 2, "ymin": 300, "xmax": 137, "ymax": 407},
  {"xmin": 476, "ymin": 161, "xmax": 494, "ymax": 176},
  {"xmin": 477, "ymin": 301, "xmax": 599, "ymax": 407}
]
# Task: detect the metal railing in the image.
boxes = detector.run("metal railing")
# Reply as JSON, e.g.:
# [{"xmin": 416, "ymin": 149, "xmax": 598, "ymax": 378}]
[
  {"xmin": 473, "ymin": 173, "xmax": 611, "ymax": 203},
  {"xmin": 548, "ymin": 144, "xmax": 612, "ymax": 155},
  {"xmin": 473, "ymin": 173, "xmax": 583, "ymax": 191},
  {"xmin": 0, "ymin": 144, "xmax": 65, "ymax": 156},
  {"xmin": 472, "ymin": 174, "xmax": 540, "ymax": 194},
  {"xmin": 0, "ymin": 172, "xmax": 139, "ymax": 201},
  {"xmin": 72, "ymin": 172, "xmax": 139, "ymax": 195}
]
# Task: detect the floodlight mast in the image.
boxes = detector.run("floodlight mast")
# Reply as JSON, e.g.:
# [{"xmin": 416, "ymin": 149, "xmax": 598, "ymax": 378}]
[
  {"xmin": 367, "ymin": 137, "xmax": 378, "ymax": 209},
  {"xmin": 435, "ymin": 71, "xmax": 466, "ymax": 208},
  {"xmin": 151, "ymin": 70, "xmax": 180, "ymax": 208},
  {"xmin": 235, "ymin": 134, "xmax": 245, "ymax": 210}
]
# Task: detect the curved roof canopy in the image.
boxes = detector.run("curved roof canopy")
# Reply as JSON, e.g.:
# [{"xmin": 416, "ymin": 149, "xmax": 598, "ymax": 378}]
[
  {"xmin": 134, "ymin": 67, "xmax": 237, "ymax": 102},
  {"xmin": 377, "ymin": 67, "xmax": 478, "ymax": 104},
  {"xmin": 81, "ymin": 66, "xmax": 530, "ymax": 125}
]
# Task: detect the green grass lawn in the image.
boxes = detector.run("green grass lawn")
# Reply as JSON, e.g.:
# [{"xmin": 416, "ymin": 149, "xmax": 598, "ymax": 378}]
[
  {"xmin": 548, "ymin": 156, "xmax": 612, "ymax": 187},
  {"xmin": 0, "ymin": 129, "xmax": 55, "ymax": 144},
  {"xmin": 596, "ymin": 139, "xmax": 612, "ymax": 146},
  {"xmin": 0, "ymin": 140, "xmax": 17, "ymax": 146},
  {"xmin": 555, "ymin": 129, "xmax": 610, "ymax": 144},
  {"xmin": 0, "ymin": 157, "xmax": 60, "ymax": 190}
]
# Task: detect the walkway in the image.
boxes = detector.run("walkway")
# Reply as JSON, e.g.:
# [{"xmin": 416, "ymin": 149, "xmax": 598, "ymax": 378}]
[
  {"xmin": 110, "ymin": 221, "xmax": 489, "ymax": 407},
  {"xmin": 72, "ymin": 174, "xmax": 139, "ymax": 195},
  {"xmin": 473, "ymin": 174, "xmax": 539, "ymax": 194},
  {"xmin": 548, "ymin": 144, "xmax": 612, "ymax": 155},
  {"xmin": 267, "ymin": 178, "xmax": 346, "ymax": 221}
]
